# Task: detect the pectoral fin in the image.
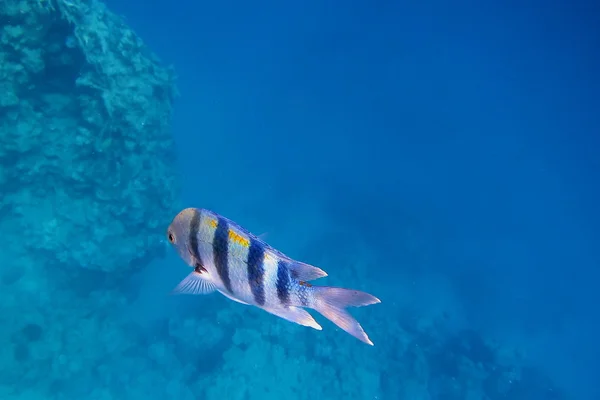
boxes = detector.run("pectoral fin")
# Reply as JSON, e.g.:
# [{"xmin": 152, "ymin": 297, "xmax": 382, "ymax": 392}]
[{"xmin": 171, "ymin": 272, "xmax": 217, "ymax": 295}]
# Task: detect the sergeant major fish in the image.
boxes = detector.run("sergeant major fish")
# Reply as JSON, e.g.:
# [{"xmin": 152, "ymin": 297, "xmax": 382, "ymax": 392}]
[{"xmin": 166, "ymin": 207, "xmax": 381, "ymax": 345}]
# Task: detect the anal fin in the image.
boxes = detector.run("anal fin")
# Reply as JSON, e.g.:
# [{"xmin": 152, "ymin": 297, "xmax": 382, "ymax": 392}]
[
  {"xmin": 264, "ymin": 306, "xmax": 322, "ymax": 330},
  {"xmin": 171, "ymin": 271, "xmax": 217, "ymax": 295}
]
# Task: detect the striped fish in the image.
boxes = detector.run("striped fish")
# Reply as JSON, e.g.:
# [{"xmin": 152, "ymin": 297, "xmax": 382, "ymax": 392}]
[{"xmin": 166, "ymin": 208, "xmax": 381, "ymax": 345}]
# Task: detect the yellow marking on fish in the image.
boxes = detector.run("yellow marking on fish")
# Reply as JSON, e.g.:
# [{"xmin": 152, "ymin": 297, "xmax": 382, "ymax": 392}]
[
  {"xmin": 228, "ymin": 229, "xmax": 250, "ymax": 248},
  {"xmin": 208, "ymin": 218, "xmax": 218, "ymax": 229}
]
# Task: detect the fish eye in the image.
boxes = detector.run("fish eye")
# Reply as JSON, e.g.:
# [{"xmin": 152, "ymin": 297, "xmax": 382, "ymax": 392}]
[{"xmin": 168, "ymin": 232, "xmax": 175, "ymax": 243}]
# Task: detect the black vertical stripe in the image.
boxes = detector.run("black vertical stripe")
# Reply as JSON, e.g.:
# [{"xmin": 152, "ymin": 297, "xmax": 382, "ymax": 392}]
[
  {"xmin": 247, "ymin": 239, "xmax": 266, "ymax": 305},
  {"xmin": 189, "ymin": 209, "xmax": 204, "ymax": 266},
  {"xmin": 213, "ymin": 216, "xmax": 232, "ymax": 293},
  {"xmin": 276, "ymin": 260, "xmax": 290, "ymax": 305}
]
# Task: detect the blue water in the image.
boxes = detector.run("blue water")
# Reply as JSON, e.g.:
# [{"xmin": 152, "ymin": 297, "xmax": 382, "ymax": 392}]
[{"xmin": 2, "ymin": 0, "xmax": 599, "ymax": 399}]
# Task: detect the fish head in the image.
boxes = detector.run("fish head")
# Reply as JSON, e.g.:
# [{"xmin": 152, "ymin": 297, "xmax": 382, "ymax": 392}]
[{"xmin": 166, "ymin": 208, "xmax": 197, "ymax": 267}]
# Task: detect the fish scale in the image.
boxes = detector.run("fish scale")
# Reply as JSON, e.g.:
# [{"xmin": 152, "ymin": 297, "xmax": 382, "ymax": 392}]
[{"xmin": 166, "ymin": 207, "xmax": 381, "ymax": 345}]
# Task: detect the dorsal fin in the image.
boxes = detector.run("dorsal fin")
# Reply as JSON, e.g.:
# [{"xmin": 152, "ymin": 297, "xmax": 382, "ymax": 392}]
[{"xmin": 288, "ymin": 261, "xmax": 328, "ymax": 281}]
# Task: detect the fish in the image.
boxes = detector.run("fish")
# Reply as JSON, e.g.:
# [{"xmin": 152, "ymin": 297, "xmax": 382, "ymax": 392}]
[{"xmin": 166, "ymin": 207, "xmax": 381, "ymax": 345}]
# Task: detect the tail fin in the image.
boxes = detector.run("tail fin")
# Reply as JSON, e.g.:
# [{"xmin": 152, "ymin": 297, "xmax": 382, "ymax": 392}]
[{"xmin": 312, "ymin": 286, "xmax": 381, "ymax": 345}]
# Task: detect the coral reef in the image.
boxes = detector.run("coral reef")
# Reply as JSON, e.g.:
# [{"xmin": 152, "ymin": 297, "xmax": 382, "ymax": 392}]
[
  {"xmin": 0, "ymin": 0, "xmax": 179, "ymax": 276},
  {"xmin": 0, "ymin": 1, "xmax": 179, "ymax": 395}
]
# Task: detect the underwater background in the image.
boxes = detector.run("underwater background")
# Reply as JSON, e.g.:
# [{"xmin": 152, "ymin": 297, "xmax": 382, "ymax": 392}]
[{"xmin": 1, "ymin": 0, "xmax": 599, "ymax": 399}]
